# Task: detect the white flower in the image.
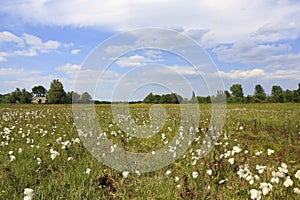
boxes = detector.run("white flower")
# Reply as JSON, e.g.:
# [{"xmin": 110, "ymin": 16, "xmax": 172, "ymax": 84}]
[
  {"xmin": 256, "ymin": 165, "xmax": 266, "ymax": 174},
  {"xmin": 267, "ymin": 149, "xmax": 274, "ymax": 155},
  {"xmin": 9, "ymin": 155, "xmax": 16, "ymax": 162},
  {"xmin": 24, "ymin": 188, "xmax": 35, "ymax": 200},
  {"xmin": 250, "ymin": 189, "xmax": 261, "ymax": 200},
  {"xmin": 271, "ymin": 176, "xmax": 280, "ymax": 184},
  {"xmin": 232, "ymin": 146, "xmax": 242, "ymax": 154},
  {"xmin": 8, "ymin": 150, "xmax": 13, "ymax": 155},
  {"xmin": 295, "ymin": 170, "xmax": 300, "ymax": 180},
  {"xmin": 135, "ymin": 170, "xmax": 140, "ymax": 176},
  {"xmin": 278, "ymin": 163, "xmax": 288, "ymax": 174},
  {"xmin": 50, "ymin": 149, "xmax": 60, "ymax": 160},
  {"xmin": 255, "ymin": 150, "xmax": 263, "ymax": 156},
  {"xmin": 165, "ymin": 170, "xmax": 172, "ymax": 176},
  {"xmin": 175, "ymin": 176, "xmax": 180, "ymax": 182},
  {"xmin": 228, "ymin": 158, "xmax": 234, "ymax": 165},
  {"xmin": 36, "ymin": 158, "xmax": 42, "ymax": 165},
  {"xmin": 18, "ymin": 148, "xmax": 23, "ymax": 153},
  {"xmin": 294, "ymin": 188, "xmax": 300, "ymax": 195},
  {"xmin": 218, "ymin": 179, "xmax": 227, "ymax": 184},
  {"xmin": 206, "ymin": 169, "xmax": 212, "ymax": 176},
  {"xmin": 85, "ymin": 168, "xmax": 91, "ymax": 175},
  {"xmin": 122, "ymin": 171, "xmax": 129, "ymax": 178},
  {"xmin": 192, "ymin": 172, "xmax": 199, "ymax": 179},
  {"xmin": 259, "ymin": 182, "xmax": 272, "ymax": 195},
  {"xmin": 246, "ymin": 175, "xmax": 254, "ymax": 185},
  {"xmin": 67, "ymin": 157, "xmax": 73, "ymax": 161},
  {"xmin": 283, "ymin": 176, "xmax": 293, "ymax": 187}
]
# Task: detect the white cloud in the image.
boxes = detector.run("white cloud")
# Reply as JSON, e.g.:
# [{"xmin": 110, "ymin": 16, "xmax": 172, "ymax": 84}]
[
  {"xmin": 0, "ymin": 31, "xmax": 62, "ymax": 61},
  {"xmin": 2, "ymin": 0, "xmax": 300, "ymax": 44},
  {"xmin": 0, "ymin": 31, "xmax": 22, "ymax": 44},
  {"xmin": 56, "ymin": 63, "xmax": 81, "ymax": 78},
  {"xmin": 217, "ymin": 68, "xmax": 300, "ymax": 80},
  {"xmin": 213, "ymin": 40, "xmax": 291, "ymax": 65},
  {"xmin": 71, "ymin": 49, "xmax": 80, "ymax": 54},
  {"xmin": 218, "ymin": 68, "xmax": 265, "ymax": 79},
  {"xmin": 22, "ymin": 33, "xmax": 61, "ymax": 53},
  {"xmin": 115, "ymin": 55, "xmax": 163, "ymax": 67},
  {"xmin": 252, "ymin": 22, "xmax": 300, "ymax": 42}
]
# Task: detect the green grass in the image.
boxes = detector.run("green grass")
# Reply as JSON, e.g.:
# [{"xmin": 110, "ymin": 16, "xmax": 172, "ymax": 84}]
[{"xmin": 0, "ymin": 103, "xmax": 300, "ymax": 199}]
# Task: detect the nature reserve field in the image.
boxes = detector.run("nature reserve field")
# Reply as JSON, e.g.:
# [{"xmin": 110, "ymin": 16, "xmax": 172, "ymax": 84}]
[{"xmin": 1, "ymin": 104, "xmax": 300, "ymax": 199}]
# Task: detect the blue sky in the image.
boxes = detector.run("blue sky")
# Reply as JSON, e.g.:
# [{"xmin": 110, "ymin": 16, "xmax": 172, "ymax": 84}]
[{"xmin": 0, "ymin": 0, "xmax": 300, "ymax": 101}]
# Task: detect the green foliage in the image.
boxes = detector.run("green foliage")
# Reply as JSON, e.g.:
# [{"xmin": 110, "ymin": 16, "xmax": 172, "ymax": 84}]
[
  {"xmin": 47, "ymin": 79, "xmax": 67, "ymax": 104},
  {"xmin": 230, "ymin": 84, "xmax": 244, "ymax": 98},
  {"xmin": 80, "ymin": 92, "xmax": 92, "ymax": 103},
  {"xmin": 143, "ymin": 93, "xmax": 183, "ymax": 104},
  {"xmin": 32, "ymin": 85, "xmax": 47, "ymax": 97}
]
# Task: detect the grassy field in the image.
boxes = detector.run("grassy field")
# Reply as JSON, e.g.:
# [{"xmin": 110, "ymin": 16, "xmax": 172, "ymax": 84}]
[{"xmin": 0, "ymin": 103, "xmax": 300, "ymax": 199}]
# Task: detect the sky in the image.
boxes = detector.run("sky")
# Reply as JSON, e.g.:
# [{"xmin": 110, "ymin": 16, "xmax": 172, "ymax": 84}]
[{"xmin": 0, "ymin": 0, "xmax": 300, "ymax": 101}]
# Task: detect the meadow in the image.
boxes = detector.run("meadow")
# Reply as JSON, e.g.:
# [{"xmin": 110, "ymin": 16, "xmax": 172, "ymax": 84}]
[{"xmin": 0, "ymin": 103, "xmax": 300, "ymax": 199}]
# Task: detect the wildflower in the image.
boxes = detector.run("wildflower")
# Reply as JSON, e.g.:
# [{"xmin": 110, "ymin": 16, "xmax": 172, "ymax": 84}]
[
  {"xmin": 295, "ymin": 170, "xmax": 300, "ymax": 180},
  {"xmin": 267, "ymin": 149, "xmax": 274, "ymax": 155},
  {"xmin": 8, "ymin": 151, "xmax": 13, "ymax": 155},
  {"xmin": 294, "ymin": 188, "xmax": 300, "ymax": 195},
  {"xmin": 232, "ymin": 146, "xmax": 242, "ymax": 154},
  {"xmin": 192, "ymin": 172, "xmax": 199, "ymax": 179},
  {"xmin": 50, "ymin": 149, "xmax": 60, "ymax": 160},
  {"xmin": 85, "ymin": 168, "xmax": 91, "ymax": 175},
  {"xmin": 255, "ymin": 150, "xmax": 263, "ymax": 156},
  {"xmin": 218, "ymin": 179, "xmax": 227, "ymax": 184},
  {"xmin": 246, "ymin": 175, "xmax": 255, "ymax": 185},
  {"xmin": 9, "ymin": 155, "xmax": 16, "ymax": 162},
  {"xmin": 206, "ymin": 169, "xmax": 212, "ymax": 176},
  {"xmin": 122, "ymin": 171, "xmax": 129, "ymax": 178},
  {"xmin": 165, "ymin": 170, "xmax": 172, "ymax": 176},
  {"xmin": 135, "ymin": 170, "xmax": 140, "ymax": 176},
  {"xmin": 259, "ymin": 182, "xmax": 272, "ymax": 195},
  {"xmin": 256, "ymin": 165, "xmax": 266, "ymax": 174},
  {"xmin": 24, "ymin": 188, "xmax": 35, "ymax": 200},
  {"xmin": 175, "ymin": 176, "xmax": 180, "ymax": 182},
  {"xmin": 283, "ymin": 176, "xmax": 293, "ymax": 187},
  {"xmin": 36, "ymin": 158, "xmax": 42, "ymax": 165},
  {"xmin": 18, "ymin": 148, "xmax": 23, "ymax": 153},
  {"xmin": 67, "ymin": 157, "xmax": 73, "ymax": 161},
  {"xmin": 278, "ymin": 163, "xmax": 288, "ymax": 174},
  {"xmin": 228, "ymin": 158, "xmax": 234, "ymax": 165},
  {"xmin": 250, "ymin": 189, "xmax": 261, "ymax": 200},
  {"xmin": 271, "ymin": 176, "xmax": 280, "ymax": 184}
]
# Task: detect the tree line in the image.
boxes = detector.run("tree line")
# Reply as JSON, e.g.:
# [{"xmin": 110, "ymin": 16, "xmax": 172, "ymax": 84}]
[
  {"xmin": 143, "ymin": 83, "xmax": 300, "ymax": 104},
  {"xmin": 0, "ymin": 79, "xmax": 92, "ymax": 104},
  {"xmin": 1, "ymin": 81, "xmax": 299, "ymax": 104}
]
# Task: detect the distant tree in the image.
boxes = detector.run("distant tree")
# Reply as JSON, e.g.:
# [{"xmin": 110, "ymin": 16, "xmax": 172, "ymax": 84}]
[
  {"xmin": 66, "ymin": 91, "xmax": 80, "ymax": 104},
  {"xmin": 10, "ymin": 88, "xmax": 22, "ymax": 103},
  {"xmin": 253, "ymin": 84, "xmax": 266, "ymax": 102},
  {"xmin": 80, "ymin": 92, "xmax": 92, "ymax": 103},
  {"xmin": 230, "ymin": 84, "xmax": 244, "ymax": 103},
  {"xmin": 283, "ymin": 89, "xmax": 294, "ymax": 103},
  {"xmin": 47, "ymin": 79, "xmax": 67, "ymax": 104},
  {"xmin": 190, "ymin": 91, "xmax": 198, "ymax": 103},
  {"xmin": 144, "ymin": 92, "xmax": 155, "ymax": 103},
  {"xmin": 32, "ymin": 85, "xmax": 47, "ymax": 97},
  {"xmin": 271, "ymin": 85, "xmax": 283, "ymax": 103},
  {"xmin": 230, "ymin": 84, "xmax": 244, "ymax": 98},
  {"xmin": 20, "ymin": 88, "xmax": 33, "ymax": 103},
  {"xmin": 295, "ymin": 83, "xmax": 300, "ymax": 103}
]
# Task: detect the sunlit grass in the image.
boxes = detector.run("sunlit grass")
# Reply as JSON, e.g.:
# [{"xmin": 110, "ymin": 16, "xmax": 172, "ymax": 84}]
[{"xmin": 0, "ymin": 103, "xmax": 300, "ymax": 199}]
